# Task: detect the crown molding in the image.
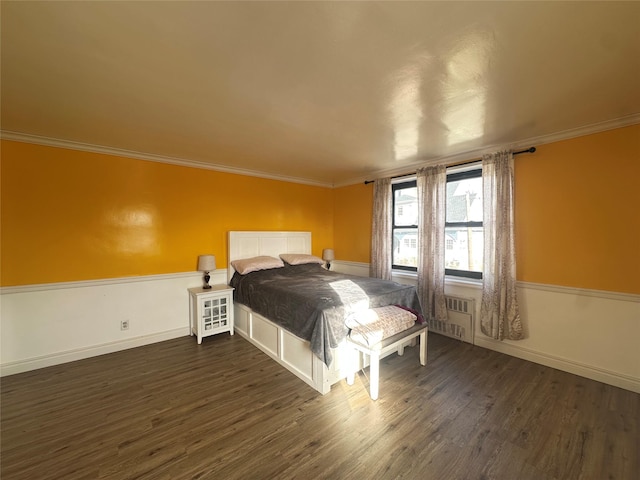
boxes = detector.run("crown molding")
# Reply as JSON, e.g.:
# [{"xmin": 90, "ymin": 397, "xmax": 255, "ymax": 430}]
[
  {"xmin": 2, "ymin": 112, "xmax": 638, "ymax": 189},
  {"xmin": 334, "ymin": 113, "xmax": 640, "ymax": 187},
  {"xmin": 0, "ymin": 131, "xmax": 334, "ymax": 188}
]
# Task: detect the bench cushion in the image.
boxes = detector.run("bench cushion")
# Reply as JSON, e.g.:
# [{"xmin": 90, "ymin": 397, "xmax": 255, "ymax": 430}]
[{"xmin": 346, "ymin": 305, "xmax": 417, "ymax": 346}]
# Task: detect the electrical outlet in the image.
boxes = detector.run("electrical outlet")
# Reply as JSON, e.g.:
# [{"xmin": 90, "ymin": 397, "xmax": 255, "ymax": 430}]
[{"xmin": 120, "ymin": 320, "xmax": 129, "ymax": 331}]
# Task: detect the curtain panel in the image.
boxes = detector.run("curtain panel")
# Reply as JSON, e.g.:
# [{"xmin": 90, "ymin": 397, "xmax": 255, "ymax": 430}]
[
  {"xmin": 480, "ymin": 151, "xmax": 523, "ymax": 340},
  {"xmin": 370, "ymin": 177, "xmax": 392, "ymax": 280},
  {"xmin": 417, "ymin": 165, "xmax": 448, "ymax": 322}
]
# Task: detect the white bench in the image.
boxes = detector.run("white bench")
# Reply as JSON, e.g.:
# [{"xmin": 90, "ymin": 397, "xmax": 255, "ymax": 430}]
[{"xmin": 346, "ymin": 322, "xmax": 428, "ymax": 400}]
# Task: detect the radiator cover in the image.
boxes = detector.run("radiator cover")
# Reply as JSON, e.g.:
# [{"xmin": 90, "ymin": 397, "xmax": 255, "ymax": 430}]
[{"xmin": 427, "ymin": 296, "xmax": 475, "ymax": 344}]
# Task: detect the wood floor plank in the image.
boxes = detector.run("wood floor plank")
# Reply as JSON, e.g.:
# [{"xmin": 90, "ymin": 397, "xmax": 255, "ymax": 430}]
[{"xmin": 2, "ymin": 333, "xmax": 638, "ymax": 479}]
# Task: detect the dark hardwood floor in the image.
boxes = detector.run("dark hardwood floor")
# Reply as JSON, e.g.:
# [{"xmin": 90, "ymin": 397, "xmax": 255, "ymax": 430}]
[{"xmin": 1, "ymin": 333, "xmax": 638, "ymax": 480}]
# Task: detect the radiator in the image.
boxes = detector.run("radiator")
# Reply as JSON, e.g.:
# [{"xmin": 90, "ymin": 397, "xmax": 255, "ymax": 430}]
[{"xmin": 427, "ymin": 295, "xmax": 475, "ymax": 344}]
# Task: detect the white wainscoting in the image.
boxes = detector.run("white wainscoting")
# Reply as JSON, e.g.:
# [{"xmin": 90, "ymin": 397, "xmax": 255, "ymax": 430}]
[
  {"xmin": 0, "ymin": 270, "xmax": 228, "ymax": 376},
  {"xmin": 3, "ymin": 263, "xmax": 639, "ymax": 393},
  {"xmin": 332, "ymin": 260, "xmax": 640, "ymax": 393}
]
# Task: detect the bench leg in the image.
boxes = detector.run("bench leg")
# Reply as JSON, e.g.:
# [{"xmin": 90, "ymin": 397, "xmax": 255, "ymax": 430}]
[
  {"xmin": 420, "ymin": 330, "xmax": 427, "ymax": 366},
  {"xmin": 346, "ymin": 346, "xmax": 357, "ymax": 385},
  {"xmin": 369, "ymin": 352, "xmax": 380, "ymax": 400},
  {"xmin": 346, "ymin": 372, "xmax": 354, "ymax": 385}
]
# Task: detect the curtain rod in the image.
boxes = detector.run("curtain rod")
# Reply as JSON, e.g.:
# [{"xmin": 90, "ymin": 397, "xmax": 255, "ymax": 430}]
[{"xmin": 364, "ymin": 146, "xmax": 536, "ymax": 185}]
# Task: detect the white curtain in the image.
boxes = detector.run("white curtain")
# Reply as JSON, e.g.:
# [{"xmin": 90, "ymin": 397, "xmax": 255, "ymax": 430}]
[
  {"xmin": 370, "ymin": 177, "xmax": 392, "ymax": 280},
  {"xmin": 417, "ymin": 166, "xmax": 448, "ymax": 322},
  {"xmin": 480, "ymin": 151, "xmax": 523, "ymax": 340}
]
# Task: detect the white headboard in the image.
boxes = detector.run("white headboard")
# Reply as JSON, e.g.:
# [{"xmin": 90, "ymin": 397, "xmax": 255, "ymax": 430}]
[{"xmin": 227, "ymin": 231, "xmax": 312, "ymax": 283}]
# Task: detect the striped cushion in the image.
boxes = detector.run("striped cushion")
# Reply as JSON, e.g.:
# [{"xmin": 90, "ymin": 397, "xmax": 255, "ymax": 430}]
[{"xmin": 347, "ymin": 305, "xmax": 416, "ymax": 346}]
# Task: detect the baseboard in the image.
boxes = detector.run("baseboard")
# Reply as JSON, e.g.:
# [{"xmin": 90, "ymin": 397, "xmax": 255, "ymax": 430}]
[
  {"xmin": 474, "ymin": 336, "xmax": 640, "ymax": 394},
  {"xmin": 1, "ymin": 327, "xmax": 190, "ymax": 377}
]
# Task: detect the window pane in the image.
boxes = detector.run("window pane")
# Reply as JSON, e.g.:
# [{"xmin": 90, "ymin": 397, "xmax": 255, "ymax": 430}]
[
  {"xmin": 445, "ymin": 227, "xmax": 483, "ymax": 272},
  {"xmin": 446, "ymin": 177, "xmax": 482, "ymax": 222},
  {"xmin": 394, "ymin": 186, "xmax": 418, "ymax": 226},
  {"xmin": 393, "ymin": 228, "xmax": 418, "ymax": 267}
]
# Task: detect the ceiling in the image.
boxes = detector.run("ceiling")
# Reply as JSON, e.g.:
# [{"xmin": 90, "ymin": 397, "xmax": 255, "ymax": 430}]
[{"xmin": 2, "ymin": 2, "xmax": 639, "ymax": 186}]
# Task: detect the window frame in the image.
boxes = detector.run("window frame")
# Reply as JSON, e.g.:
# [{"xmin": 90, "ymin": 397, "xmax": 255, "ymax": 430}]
[
  {"xmin": 445, "ymin": 168, "xmax": 483, "ymax": 280},
  {"xmin": 390, "ymin": 168, "xmax": 484, "ymax": 280},
  {"xmin": 391, "ymin": 179, "xmax": 418, "ymax": 272}
]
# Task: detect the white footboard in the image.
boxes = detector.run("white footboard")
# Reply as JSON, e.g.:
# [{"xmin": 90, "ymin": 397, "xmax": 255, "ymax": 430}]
[{"xmin": 234, "ymin": 303, "xmax": 351, "ymax": 394}]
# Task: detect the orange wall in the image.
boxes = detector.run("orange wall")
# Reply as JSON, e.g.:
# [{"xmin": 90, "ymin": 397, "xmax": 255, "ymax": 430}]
[
  {"xmin": 0, "ymin": 141, "xmax": 333, "ymax": 286},
  {"xmin": 334, "ymin": 125, "xmax": 640, "ymax": 294},
  {"xmin": 333, "ymin": 182, "xmax": 373, "ymax": 263},
  {"xmin": 3, "ymin": 125, "xmax": 638, "ymax": 293},
  {"xmin": 514, "ymin": 124, "xmax": 639, "ymax": 294}
]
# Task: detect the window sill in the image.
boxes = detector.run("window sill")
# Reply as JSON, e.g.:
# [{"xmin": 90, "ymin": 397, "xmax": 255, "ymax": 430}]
[
  {"xmin": 445, "ymin": 276, "xmax": 482, "ymax": 289},
  {"xmin": 391, "ymin": 270, "xmax": 418, "ymax": 281},
  {"xmin": 391, "ymin": 269, "xmax": 482, "ymax": 290}
]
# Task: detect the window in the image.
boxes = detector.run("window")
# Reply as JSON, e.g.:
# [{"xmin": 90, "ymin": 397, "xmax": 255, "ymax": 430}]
[
  {"xmin": 392, "ymin": 180, "xmax": 418, "ymax": 270},
  {"xmin": 445, "ymin": 168, "xmax": 483, "ymax": 279},
  {"xmin": 391, "ymin": 168, "xmax": 483, "ymax": 279},
  {"xmin": 404, "ymin": 238, "xmax": 417, "ymax": 249}
]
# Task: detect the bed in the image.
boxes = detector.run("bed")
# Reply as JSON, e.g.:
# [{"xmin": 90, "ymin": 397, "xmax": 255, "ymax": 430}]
[{"xmin": 227, "ymin": 231, "xmax": 423, "ymax": 395}]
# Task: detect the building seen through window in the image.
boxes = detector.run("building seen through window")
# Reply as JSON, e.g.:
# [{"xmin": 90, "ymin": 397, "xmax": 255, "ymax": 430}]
[
  {"xmin": 445, "ymin": 170, "xmax": 483, "ymax": 278},
  {"xmin": 392, "ymin": 168, "xmax": 483, "ymax": 279},
  {"xmin": 392, "ymin": 181, "xmax": 418, "ymax": 269}
]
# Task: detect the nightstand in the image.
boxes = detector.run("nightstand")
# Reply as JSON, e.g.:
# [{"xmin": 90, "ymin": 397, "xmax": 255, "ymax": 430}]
[{"xmin": 188, "ymin": 285, "xmax": 234, "ymax": 344}]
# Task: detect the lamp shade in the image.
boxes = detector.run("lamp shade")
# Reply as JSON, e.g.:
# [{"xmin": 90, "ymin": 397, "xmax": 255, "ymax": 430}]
[
  {"xmin": 197, "ymin": 255, "xmax": 216, "ymax": 272},
  {"xmin": 322, "ymin": 249, "xmax": 335, "ymax": 262}
]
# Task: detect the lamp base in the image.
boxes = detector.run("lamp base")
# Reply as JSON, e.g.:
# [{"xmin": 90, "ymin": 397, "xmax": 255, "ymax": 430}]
[{"xmin": 203, "ymin": 272, "xmax": 212, "ymax": 289}]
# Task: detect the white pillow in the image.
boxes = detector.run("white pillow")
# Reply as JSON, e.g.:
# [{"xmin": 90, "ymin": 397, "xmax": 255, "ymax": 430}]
[
  {"xmin": 279, "ymin": 253, "xmax": 324, "ymax": 265},
  {"xmin": 231, "ymin": 256, "xmax": 284, "ymax": 275}
]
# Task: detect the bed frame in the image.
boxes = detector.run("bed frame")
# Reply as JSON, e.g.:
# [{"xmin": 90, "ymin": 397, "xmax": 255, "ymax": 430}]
[
  {"xmin": 228, "ymin": 231, "xmax": 353, "ymax": 394},
  {"xmin": 228, "ymin": 231, "xmax": 419, "ymax": 395}
]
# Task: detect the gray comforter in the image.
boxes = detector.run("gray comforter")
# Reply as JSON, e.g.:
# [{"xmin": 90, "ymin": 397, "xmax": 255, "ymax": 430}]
[{"xmin": 229, "ymin": 263, "xmax": 422, "ymax": 366}]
